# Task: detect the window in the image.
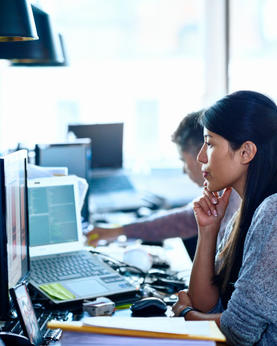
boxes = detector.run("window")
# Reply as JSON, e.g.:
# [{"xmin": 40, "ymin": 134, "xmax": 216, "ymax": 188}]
[
  {"xmin": 229, "ymin": 0, "xmax": 277, "ymax": 102},
  {"xmin": 0, "ymin": 1, "xmax": 225, "ymax": 169}
]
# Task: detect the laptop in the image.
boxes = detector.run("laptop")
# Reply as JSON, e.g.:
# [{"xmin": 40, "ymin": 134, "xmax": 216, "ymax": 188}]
[
  {"xmin": 67, "ymin": 123, "xmax": 146, "ymax": 212},
  {"xmin": 27, "ymin": 176, "xmax": 138, "ymax": 304}
]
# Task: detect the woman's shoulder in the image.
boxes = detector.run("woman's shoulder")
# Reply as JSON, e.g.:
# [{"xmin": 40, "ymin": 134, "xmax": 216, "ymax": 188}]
[
  {"xmin": 262, "ymin": 192, "xmax": 277, "ymax": 203},
  {"xmin": 254, "ymin": 192, "xmax": 277, "ymax": 217},
  {"xmin": 247, "ymin": 193, "xmax": 277, "ymax": 242}
]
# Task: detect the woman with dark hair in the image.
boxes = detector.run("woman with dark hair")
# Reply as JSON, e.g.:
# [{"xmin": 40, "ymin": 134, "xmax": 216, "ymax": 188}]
[{"xmin": 172, "ymin": 90, "xmax": 277, "ymax": 345}]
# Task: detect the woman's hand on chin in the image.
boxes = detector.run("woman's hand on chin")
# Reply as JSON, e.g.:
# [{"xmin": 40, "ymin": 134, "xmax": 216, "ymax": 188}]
[{"xmin": 193, "ymin": 187, "xmax": 232, "ymax": 235}]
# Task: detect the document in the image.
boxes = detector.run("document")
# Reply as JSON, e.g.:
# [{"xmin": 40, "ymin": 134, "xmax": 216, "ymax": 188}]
[{"xmin": 48, "ymin": 316, "xmax": 226, "ymax": 342}]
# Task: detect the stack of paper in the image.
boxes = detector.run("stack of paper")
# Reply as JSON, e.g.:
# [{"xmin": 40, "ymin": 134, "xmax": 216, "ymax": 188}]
[{"xmin": 48, "ymin": 316, "xmax": 226, "ymax": 345}]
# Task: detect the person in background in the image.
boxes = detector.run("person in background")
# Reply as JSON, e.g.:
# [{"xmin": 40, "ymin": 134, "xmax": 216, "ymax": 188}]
[
  {"xmin": 172, "ymin": 90, "xmax": 277, "ymax": 345},
  {"xmin": 86, "ymin": 111, "xmax": 240, "ymax": 255}
]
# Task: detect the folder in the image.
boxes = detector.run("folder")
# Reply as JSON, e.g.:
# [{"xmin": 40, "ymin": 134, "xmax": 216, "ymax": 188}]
[{"xmin": 47, "ymin": 317, "xmax": 226, "ymax": 342}]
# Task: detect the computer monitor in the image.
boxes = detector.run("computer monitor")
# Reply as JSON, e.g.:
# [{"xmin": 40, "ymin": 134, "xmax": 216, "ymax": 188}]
[
  {"xmin": 0, "ymin": 150, "xmax": 29, "ymax": 320},
  {"xmin": 34, "ymin": 140, "xmax": 91, "ymax": 222},
  {"xmin": 68, "ymin": 123, "xmax": 123, "ymax": 169},
  {"xmin": 35, "ymin": 139, "xmax": 91, "ymax": 180}
]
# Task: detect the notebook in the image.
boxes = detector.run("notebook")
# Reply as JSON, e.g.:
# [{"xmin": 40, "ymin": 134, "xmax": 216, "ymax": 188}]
[{"xmin": 27, "ymin": 176, "xmax": 138, "ymax": 304}]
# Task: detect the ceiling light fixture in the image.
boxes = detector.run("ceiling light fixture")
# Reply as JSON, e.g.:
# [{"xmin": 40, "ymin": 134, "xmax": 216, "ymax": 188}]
[
  {"xmin": 0, "ymin": 0, "xmax": 38, "ymax": 41},
  {"xmin": 0, "ymin": 5, "xmax": 64, "ymax": 65}
]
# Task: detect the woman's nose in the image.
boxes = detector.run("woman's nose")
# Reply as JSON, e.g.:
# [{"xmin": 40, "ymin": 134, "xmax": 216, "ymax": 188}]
[{"xmin": 197, "ymin": 145, "xmax": 207, "ymax": 163}]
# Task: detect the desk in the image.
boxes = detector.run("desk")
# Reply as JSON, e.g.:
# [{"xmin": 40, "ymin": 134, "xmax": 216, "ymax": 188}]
[
  {"xmin": 94, "ymin": 237, "xmax": 193, "ymax": 285},
  {"xmin": 49, "ymin": 239, "xmax": 215, "ymax": 345},
  {"xmin": 58, "ymin": 332, "xmax": 218, "ymax": 345}
]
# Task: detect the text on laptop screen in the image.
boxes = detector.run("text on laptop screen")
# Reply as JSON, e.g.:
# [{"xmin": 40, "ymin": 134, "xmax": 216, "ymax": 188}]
[
  {"xmin": 68, "ymin": 123, "xmax": 123, "ymax": 169},
  {"xmin": 0, "ymin": 150, "xmax": 29, "ymax": 319},
  {"xmin": 28, "ymin": 184, "xmax": 79, "ymax": 247}
]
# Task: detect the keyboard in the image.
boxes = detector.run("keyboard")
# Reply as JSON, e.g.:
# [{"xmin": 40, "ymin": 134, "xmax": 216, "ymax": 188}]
[
  {"xmin": 90, "ymin": 174, "xmax": 134, "ymax": 194},
  {"xmin": 3, "ymin": 307, "xmax": 73, "ymax": 345},
  {"xmin": 30, "ymin": 251, "xmax": 112, "ymax": 284}
]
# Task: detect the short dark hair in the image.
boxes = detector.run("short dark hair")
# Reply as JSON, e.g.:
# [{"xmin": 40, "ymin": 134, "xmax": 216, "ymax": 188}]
[{"xmin": 171, "ymin": 110, "xmax": 204, "ymax": 156}]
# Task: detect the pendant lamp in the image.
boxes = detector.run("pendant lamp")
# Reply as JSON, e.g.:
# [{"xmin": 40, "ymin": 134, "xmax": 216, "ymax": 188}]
[
  {"xmin": 0, "ymin": 5, "xmax": 64, "ymax": 64},
  {"xmin": 11, "ymin": 33, "xmax": 68, "ymax": 67},
  {"xmin": 0, "ymin": 0, "xmax": 38, "ymax": 41}
]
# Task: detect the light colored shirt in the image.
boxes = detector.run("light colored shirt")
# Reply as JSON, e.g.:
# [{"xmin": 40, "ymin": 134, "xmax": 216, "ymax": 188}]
[{"xmin": 218, "ymin": 193, "xmax": 277, "ymax": 345}]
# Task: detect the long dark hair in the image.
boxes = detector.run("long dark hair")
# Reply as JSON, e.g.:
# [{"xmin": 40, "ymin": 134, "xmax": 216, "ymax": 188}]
[{"xmin": 200, "ymin": 90, "xmax": 277, "ymax": 308}]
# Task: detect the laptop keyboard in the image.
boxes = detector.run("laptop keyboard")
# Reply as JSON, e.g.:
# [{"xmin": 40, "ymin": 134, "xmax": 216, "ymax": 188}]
[
  {"xmin": 90, "ymin": 174, "xmax": 134, "ymax": 194},
  {"xmin": 30, "ymin": 251, "xmax": 112, "ymax": 284},
  {"xmin": 3, "ymin": 308, "xmax": 73, "ymax": 345}
]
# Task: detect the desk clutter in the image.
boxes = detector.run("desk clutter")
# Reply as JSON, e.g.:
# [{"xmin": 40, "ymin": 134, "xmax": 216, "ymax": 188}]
[
  {"xmin": 0, "ymin": 238, "xmax": 197, "ymax": 345},
  {"xmin": 0, "ymin": 149, "xmax": 212, "ymax": 345}
]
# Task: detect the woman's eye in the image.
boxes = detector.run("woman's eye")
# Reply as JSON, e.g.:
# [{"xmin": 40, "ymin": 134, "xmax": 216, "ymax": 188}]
[{"xmin": 205, "ymin": 142, "xmax": 212, "ymax": 147}]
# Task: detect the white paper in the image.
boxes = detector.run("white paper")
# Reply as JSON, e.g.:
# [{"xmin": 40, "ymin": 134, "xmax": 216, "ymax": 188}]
[{"xmin": 82, "ymin": 317, "xmax": 212, "ymax": 337}]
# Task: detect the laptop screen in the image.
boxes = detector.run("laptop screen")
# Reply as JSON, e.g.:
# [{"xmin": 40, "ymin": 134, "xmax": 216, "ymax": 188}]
[
  {"xmin": 68, "ymin": 123, "xmax": 123, "ymax": 169},
  {"xmin": 28, "ymin": 176, "xmax": 83, "ymax": 257}
]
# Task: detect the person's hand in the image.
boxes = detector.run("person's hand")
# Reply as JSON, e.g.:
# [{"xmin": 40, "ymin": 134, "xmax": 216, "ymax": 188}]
[
  {"xmin": 172, "ymin": 290, "xmax": 192, "ymax": 316},
  {"xmin": 86, "ymin": 226, "xmax": 123, "ymax": 247},
  {"xmin": 193, "ymin": 187, "xmax": 232, "ymax": 235}
]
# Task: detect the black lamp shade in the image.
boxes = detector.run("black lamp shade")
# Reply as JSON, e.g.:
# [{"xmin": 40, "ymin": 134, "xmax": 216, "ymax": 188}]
[
  {"xmin": 0, "ymin": 0, "xmax": 38, "ymax": 41},
  {"xmin": 11, "ymin": 33, "xmax": 68, "ymax": 67},
  {"xmin": 0, "ymin": 5, "xmax": 64, "ymax": 64}
]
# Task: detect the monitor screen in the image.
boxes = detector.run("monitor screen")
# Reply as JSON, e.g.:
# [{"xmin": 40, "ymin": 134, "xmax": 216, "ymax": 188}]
[
  {"xmin": 0, "ymin": 150, "xmax": 29, "ymax": 320},
  {"xmin": 68, "ymin": 123, "xmax": 123, "ymax": 169},
  {"xmin": 35, "ymin": 140, "xmax": 91, "ymax": 179}
]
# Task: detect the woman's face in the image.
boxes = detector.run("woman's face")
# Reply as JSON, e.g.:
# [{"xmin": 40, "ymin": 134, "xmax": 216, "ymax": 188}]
[{"xmin": 197, "ymin": 128, "xmax": 248, "ymax": 195}]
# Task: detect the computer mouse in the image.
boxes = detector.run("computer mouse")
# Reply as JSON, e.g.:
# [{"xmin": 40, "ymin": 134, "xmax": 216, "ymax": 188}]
[
  {"xmin": 0, "ymin": 332, "xmax": 32, "ymax": 346},
  {"xmin": 130, "ymin": 297, "xmax": 167, "ymax": 317}
]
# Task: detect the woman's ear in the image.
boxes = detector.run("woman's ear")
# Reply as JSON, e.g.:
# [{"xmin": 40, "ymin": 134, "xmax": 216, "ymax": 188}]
[{"xmin": 240, "ymin": 141, "xmax": 257, "ymax": 164}]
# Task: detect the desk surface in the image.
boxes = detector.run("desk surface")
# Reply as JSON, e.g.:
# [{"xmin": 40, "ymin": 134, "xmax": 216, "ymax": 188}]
[
  {"xmin": 46, "ymin": 238, "xmax": 193, "ymax": 345},
  {"xmin": 48, "ymin": 240, "xmax": 227, "ymax": 346},
  {"xmin": 57, "ymin": 331, "xmax": 219, "ymax": 346},
  {"xmin": 94, "ymin": 237, "xmax": 193, "ymax": 285}
]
